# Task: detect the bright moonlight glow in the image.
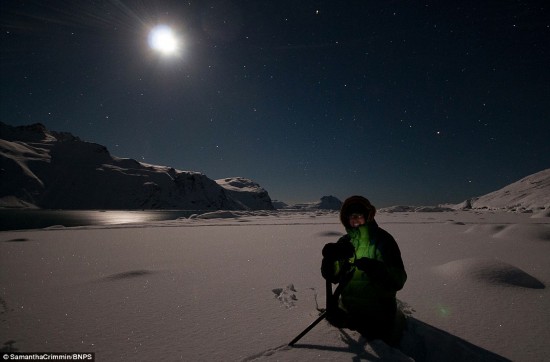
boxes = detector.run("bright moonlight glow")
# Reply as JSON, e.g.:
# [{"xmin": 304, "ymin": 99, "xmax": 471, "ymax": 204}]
[{"xmin": 148, "ymin": 25, "xmax": 179, "ymax": 56}]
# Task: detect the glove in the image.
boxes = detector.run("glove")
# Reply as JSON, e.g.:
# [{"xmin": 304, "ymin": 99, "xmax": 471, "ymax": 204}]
[
  {"xmin": 321, "ymin": 257, "xmax": 354, "ymax": 283},
  {"xmin": 321, "ymin": 258, "xmax": 338, "ymax": 283},
  {"xmin": 322, "ymin": 239, "xmax": 354, "ymax": 261},
  {"xmin": 354, "ymin": 257, "xmax": 386, "ymax": 279}
]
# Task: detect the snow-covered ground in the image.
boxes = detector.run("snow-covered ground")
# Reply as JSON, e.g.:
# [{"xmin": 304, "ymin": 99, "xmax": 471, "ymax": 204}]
[{"xmin": 1, "ymin": 210, "xmax": 549, "ymax": 361}]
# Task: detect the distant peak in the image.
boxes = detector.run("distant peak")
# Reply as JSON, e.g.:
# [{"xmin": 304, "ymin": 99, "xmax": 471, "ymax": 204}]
[{"xmin": 0, "ymin": 122, "xmax": 79, "ymax": 142}]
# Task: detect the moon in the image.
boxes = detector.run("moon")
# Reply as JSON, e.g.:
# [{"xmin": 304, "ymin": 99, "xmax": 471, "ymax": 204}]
[{"xmin": 148, "ymin": 25, "xmax": 180, "ymax": 56}]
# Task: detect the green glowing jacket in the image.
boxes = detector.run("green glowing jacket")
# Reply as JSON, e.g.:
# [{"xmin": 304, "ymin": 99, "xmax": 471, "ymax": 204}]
[{"xmin": 329, "ymin": 222, "xmax": 407, "ymax": 315}]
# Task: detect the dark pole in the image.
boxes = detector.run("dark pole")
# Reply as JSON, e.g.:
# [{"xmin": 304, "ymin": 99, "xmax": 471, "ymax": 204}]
[
  {"xmin": 288, "ymin": 311, "xmax": 327, "ymax": 347},
  {"xmin": 288, "ymin": 280, "xmax": 332, "ymax": 347}
]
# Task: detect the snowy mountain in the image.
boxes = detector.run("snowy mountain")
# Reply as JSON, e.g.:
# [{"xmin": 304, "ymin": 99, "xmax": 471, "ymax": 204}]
[
  {"xmin": 455, "ymin": 169, "xmax": 550, "ymax": 212},
  {"xmin": 380, "ymin": 205, "xmax": 455, "ymax": 213},
  {"xmin": 286, "ymin": 195, "xmax": 343, "ymax": 210},
  {"xmin": 271, "ymin": 200, "xmax": 290, "ymax": 209},
  {"xmin": 380, "ymin": 169, "xmax": 550, "ymax": 214},
  {"xmin": 215, "ymin": 177, "xmax": 274, "ymax": 210},
  {"xmin": 0, "ymin": 122, "xmax": 274, "ymax": 210}
]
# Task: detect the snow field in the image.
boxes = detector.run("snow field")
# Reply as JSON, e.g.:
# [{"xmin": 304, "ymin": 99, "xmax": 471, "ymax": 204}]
[{"xmin": 1, "ymin": 210, "xmax": 549, "ymax": 361}]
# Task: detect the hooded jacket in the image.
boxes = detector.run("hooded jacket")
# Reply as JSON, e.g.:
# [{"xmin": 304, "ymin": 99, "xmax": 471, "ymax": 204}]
[{"xmin": 328, "ymin": 196, "xmax": 407, "ymax": 315}]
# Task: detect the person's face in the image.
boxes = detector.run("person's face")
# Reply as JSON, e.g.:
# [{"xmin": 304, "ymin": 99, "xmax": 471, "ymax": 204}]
[{"xmin": 348, "ymin": 213, "xmax": 366, "ymax": 228}]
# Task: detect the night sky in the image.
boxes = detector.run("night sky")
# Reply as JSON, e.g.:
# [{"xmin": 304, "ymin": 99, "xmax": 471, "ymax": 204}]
[{"xmin": 1, "ymin": 1, "xmax": 549, "ymax": 206}]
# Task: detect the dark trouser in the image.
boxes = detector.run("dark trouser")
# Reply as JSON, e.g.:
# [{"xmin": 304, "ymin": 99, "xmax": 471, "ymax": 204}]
[{"xmin": 327, "ymin": 300, "xmax": 403, "ymax": 346}]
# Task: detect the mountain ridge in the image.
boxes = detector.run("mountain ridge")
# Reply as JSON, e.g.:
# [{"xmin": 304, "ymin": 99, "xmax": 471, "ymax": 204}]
[{"xmin": 0, "ymin": 122, "xmax": 273, "ymax": 210}]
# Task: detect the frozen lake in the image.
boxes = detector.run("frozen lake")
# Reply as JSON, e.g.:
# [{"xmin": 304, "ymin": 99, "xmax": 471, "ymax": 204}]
[{"xmin": 0, "ymin": 209, "xmax": 202, "ymax": 231}]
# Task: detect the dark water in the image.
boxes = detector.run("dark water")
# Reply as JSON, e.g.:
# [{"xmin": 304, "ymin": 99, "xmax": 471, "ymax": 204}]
[{"xmin": 0, "ymin": 209, "xmax": 203, "ymax": 231}]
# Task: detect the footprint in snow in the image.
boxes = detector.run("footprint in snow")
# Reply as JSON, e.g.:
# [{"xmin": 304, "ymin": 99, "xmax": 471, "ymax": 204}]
[{"xmin": 272, "ymin": 284, "xmax": 298, "ymax": 309}]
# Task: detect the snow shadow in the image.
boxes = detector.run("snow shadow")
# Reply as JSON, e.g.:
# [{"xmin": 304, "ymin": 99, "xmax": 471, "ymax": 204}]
[
  {"xmin": 464, "ymin": 224, "xmax": 508, "ymax": 234},
  {"xmin": 399, "ymin": 317, "xmax": 511, "ymax": 362},
  {"xmin": 293, "ymin": 328, "xmax": 411, "ymax": 361},
  {"xmin": 0, "ymin": 340, "xmax": 18, "ymax": 353},
  {"xmin": 493, "ymin": 224, "xmax": 550, "ymax": 242},
  {"xmin": 316, "ymin": 231, "xmax": 344, "ymax": 238},
  {"xmin": 531, "ymin": 209, "xmax": 550, "ymax": 218},
  {"xmin": 2, "ymin": 238, "xmax": 29, "ymax": 242},
  {"xmin": 103, "ymin": 269, "xmax": 155, "ymax": 281},
  {"xmin": 292, "ymin": 317, "xmax": 511, "ymax": 361}
]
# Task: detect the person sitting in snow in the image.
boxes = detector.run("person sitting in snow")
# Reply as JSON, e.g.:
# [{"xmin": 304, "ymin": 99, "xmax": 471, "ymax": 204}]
[{"xmin": 321, "ymin": 195, "xmax": 407, "ymax": 345}]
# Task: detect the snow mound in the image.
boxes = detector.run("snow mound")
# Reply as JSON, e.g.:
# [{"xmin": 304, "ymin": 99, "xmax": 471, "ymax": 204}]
[
  {"xmin": 493, "ymin": 224, "xmax": 550, "ymax": 242},
  {"xmin": 464, "ymin": 224, "xmax": 550, "ymax": 242},
  {"xmin": 434, "ymin": 258, "xmax": 545, "ymax": 289},
  {"xmin": 464, "ymin": 224, "xmax": 508, "ymax": 235},
  {"xmin": 531, "ymin": 209, "xmax": 550, "ymax": 218}
]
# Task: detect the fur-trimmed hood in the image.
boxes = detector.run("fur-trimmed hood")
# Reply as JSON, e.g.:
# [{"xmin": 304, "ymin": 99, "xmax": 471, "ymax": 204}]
[{"xmin": 339, "ymin": 195, "xmax": 376, "ymax": 229}]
